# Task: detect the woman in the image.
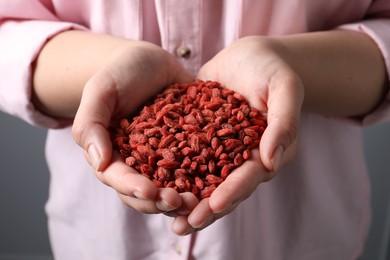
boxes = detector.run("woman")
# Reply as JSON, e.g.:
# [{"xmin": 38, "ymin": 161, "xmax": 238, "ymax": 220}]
[{"xmin": 0, "ymin": 1, "xmax": 389, "ymax": 259}]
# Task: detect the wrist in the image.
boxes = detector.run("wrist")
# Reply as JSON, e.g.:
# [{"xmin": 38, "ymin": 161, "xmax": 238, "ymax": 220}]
[
  {"xmin": 32, "ymin": 30, "xmax": 133, "ymax": 118},
  {"xmin": 272, "ymin": 30, "xmax": 388, "ymax": 117}
]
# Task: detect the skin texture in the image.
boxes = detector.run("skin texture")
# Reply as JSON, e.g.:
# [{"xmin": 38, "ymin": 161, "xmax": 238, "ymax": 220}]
[{"xmin": 32, "ymin": 29, "xmax": 388, "ymax": 235}]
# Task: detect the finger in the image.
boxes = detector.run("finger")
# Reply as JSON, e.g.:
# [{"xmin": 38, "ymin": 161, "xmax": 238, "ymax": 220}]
[
  {"xmin": 119, "ymin": 194, "xmax": 162, "ymax": 214},
  {"xmin": 182, "ymin": 150, "xmax": 267, "ymax": 230},
  {"xmin": 96, "ymin": 152, "xmax": 158, "ymax": 200},
  {"xmin": 72, "ymin": 70, "xmax": 117, "ymax": 171},
  {"xmin": 208, "ymin": 149, "xmax": 267, "ymax": 213},
  {"xmin": 186, "ymin": 198, "xmax": 226, "ymax": 232},
  {"xmin": 176, "ymin": 192, "xmax": 199, "ymax": 215},
  {"xmin": 260, "ymin": 73, "xmax": 304, "ymax": 172},
  {"xmin": 187, "ymin": 198, "xmax": 214, "ymax": 228},
  {"xmin": 155, "ymin": 188, "xmax": 182, "ymax": 212},
  {"xmin": 167, "ymin": 193, "xmax": 200, "ymax": 235},
  {"xmin": 164, "ymin": 192, "xmax": 199, "ymax": 218},
  {"xmin": 171, "ymin": 215, "xmax": 194, "ymax": 235},
  {"xmin": 171, "ymin": 199, "xmax": 214, "ymax": 235},
  {"xmin": 119, "ymin": 187, "xmax": 181, "ymax": 215}
]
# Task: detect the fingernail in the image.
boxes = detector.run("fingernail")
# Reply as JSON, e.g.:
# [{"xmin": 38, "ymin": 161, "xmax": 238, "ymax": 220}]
[
  {"xmin": 156, "ymin": 200, "xmax": 176, "ymax": 211},
  {"xmin": 195, "ymin": 215, "xmax": 214, "ymax": 229},
  {"xmin": 88, "ymin": 144, "xmax": 101, "ymax": 171},
  {"xmin": 133, "ymin": 191, "xmax": 145, "ymax": 200},
  {"xmin": 176, "ymin": 207, "xmax": 191, "ymax": 216},
  {"xmin": 271, "ymin": 145, "xmax": 284, "ymax": 172},
  {"xmin": 182, "ymin": 226, "xmax": 195, "ymax": 236}
]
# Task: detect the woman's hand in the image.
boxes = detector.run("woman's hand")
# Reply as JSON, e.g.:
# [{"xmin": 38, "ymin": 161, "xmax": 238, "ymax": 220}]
[
  {"xmin": 171, "ymin": 36, "xmax": 304, "ymax": 235},
  {"xmin": 33, "ymin": 31, "xmax": 195, "ymax": 214},
  {"xmin": 72, "ymin": 39, "xmax": 196, "ymax": 213},
  {"xmin": 171, "ymin": 29, "xmax": 388, "ymax": 235}
]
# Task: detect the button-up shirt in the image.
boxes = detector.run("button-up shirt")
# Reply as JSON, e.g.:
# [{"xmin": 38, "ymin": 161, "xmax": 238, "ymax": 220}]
[{"xmin": 1, "ymin": 1, "xmax": 390, "ymax": 259}]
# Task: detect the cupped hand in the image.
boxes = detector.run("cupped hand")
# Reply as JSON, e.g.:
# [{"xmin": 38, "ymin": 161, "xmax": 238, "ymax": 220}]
[
  {"xmin": 72, "ymin": 41, "xmax": 194, "ymax": 213},
  {"xmin": 171, "ymin": 36, "xmax": 304, "ymax": 235}
]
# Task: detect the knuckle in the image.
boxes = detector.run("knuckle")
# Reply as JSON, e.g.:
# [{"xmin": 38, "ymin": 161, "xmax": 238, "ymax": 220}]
[
  {"xmin": 71, "ymin": 122, "xmax": 94, "ymax": 148},
  {"xmin": 284, "ymin": 118, "xmax": 299, "ymax": 145},
  {"xmin": 71, "ymin": 122, "xmax": 85, "ymax": 145},
  {"xmin": 94, "ymin": 170, "xmax": 109, "ymax": 186},
  {"xmin": 276, "ymin": 117, "xmax": 299, "ymax": 146}
]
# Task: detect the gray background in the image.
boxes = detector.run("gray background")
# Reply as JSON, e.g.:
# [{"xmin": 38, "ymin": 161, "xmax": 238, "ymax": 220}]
[{"xmin": 0, "ymin": 111, "xmax": 390, "ymax": 260}]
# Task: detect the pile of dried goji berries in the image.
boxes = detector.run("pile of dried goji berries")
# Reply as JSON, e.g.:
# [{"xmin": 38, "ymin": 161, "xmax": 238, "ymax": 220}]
[{"xmin": 111, "ymin": 80, "xmax": 266, "ymax": 199}]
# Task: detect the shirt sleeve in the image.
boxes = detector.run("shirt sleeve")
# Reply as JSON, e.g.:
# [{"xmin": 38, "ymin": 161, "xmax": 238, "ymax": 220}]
[
  {"xmin": 337, "ymin": 0, "xmax": 390, "ymax": 126},
  {"xmin": 0, "ymin": 1, "xmax": 86, "ymax": 128}
]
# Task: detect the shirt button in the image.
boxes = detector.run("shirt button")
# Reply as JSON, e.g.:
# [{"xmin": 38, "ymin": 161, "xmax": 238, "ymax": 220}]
[
  {"xmin": 176, "ymin": 43, "xmax": 191, "ymax": 59},
  {"xmin": 175, "ymin": 243, "xmax": 182, "ymax": 255}
]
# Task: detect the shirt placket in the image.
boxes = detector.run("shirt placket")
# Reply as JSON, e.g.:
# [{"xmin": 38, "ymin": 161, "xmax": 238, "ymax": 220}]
[
  {"xmin": 162, "ymin": 0, "xmax": 202, "ymax": 77},
  {"xmin": 167, "ymin": 232, "xmax": 192, "ymax": 260},
  {"xmin": 154, "ymin": 1, "xmax": 201, "ymax": 258}
]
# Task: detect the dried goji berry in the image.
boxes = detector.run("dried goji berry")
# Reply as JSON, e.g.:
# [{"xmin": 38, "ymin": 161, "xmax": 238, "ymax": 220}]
[
  {"xmin": 200, "ymin": 184, "xmax": 217, "ymax": 199},
  {"xmin": 110, "ymin": 80, "xmax": 267, "ymax": 200}
]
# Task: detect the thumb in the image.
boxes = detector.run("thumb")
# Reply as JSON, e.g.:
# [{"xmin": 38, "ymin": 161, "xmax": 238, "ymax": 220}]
[
  {"xmin": 260, "ymin": 75, "xmax": 304, "ymax": 172},
  {"xmin": 72, "ymin": 71, "xmax": 117, "ymax": 172}
]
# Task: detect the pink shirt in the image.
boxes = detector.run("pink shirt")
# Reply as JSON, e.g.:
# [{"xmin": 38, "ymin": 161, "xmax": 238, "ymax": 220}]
[{"xmin": 1, "ymin": 1, "xmax": 390, "ymax": 259}]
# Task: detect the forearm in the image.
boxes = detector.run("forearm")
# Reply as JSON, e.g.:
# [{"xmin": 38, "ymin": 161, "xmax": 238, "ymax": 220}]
[
  {"xmin": 32, "ymin": 30, "xmax": 131, "ymax": 118},
  {"xmin": 274, "ymin": 30, "xmax": 388, "ymax": 117},
  {"xmin": 34, "ymin": 30, "xmax": 388, "ymax": 119}
]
